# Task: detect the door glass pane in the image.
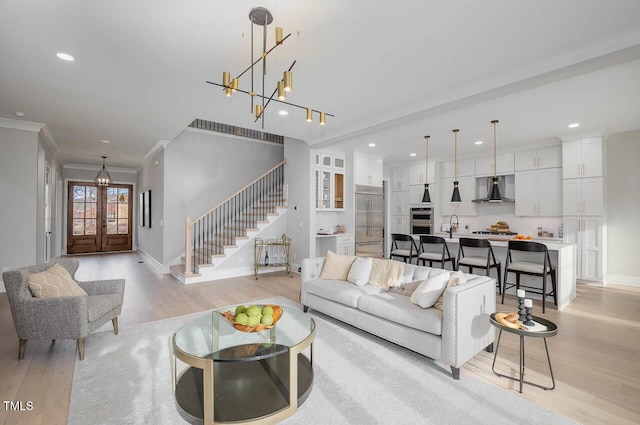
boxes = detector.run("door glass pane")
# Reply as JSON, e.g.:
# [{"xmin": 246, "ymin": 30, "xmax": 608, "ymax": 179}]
[
  {"xmin": 118, "ymin": 204, "xmax": 128, "ymax": 219},
  {"xmin": 107, "ymin": 188, "xmax": 117, "ymax": 203},
  {"xmin": 118, "ymin": 219, "xmax": 128, "ymax": 234},
  {"xmin": 85, "ymin": 203, "xmax": 97, "ymax": 219},
  {"xmin": 118, "ymin": 188, "xmax": 129, "ymax": 203},
  {"xmin": 107, "ymin": 219, "xmax": 117, "ymax": 234},
  {"xmin": 85, "ymin": 219, "xmax": 97, "ymax": 235},
  {"xmin": 107, "ymin": 203, "xmax": 117, "ymax": 219},
  {"xmin": 73, "ymin": 219, "xmax": 84, "ymax": 235},
  {"xmin": 73, "ymin": 186, "xmax": 85, "ymax": 202},
  {"xmin": 73, "ymin": 203, "xmax": 85, "ymax": 218},
  {"xmin": 86, "ymin": 187, "xmax": 97, "ymax": 202}
]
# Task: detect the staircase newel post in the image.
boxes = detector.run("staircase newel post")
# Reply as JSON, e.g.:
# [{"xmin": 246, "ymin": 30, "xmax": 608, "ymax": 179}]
[{"xmin": 185, "ymin": 216, "xmax": 193, "ymax": 277}]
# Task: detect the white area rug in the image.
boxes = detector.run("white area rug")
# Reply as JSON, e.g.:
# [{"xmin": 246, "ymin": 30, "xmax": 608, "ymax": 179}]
[{"xmin": 69, "ymin": 297, "xmax": 580, "ymax": 425}]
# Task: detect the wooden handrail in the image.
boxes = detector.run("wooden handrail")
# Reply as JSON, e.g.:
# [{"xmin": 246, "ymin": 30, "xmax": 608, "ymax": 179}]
[{"xmin": 192, "ymin": 159, "xmax": 286, "ymax": 223}]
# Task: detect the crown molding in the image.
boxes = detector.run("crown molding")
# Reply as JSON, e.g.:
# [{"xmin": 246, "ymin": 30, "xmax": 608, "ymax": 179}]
[
  {"xmin": 63, "ymin": 163, "xmax": 137, "ymax": 174},
  {"xmin": 0, "ymin": 118, "xmax": 60, "ymax": 156},
  {"xmin": 557, "ymin": 127, "xmax": 610, "ymax": 142},
  {"xmin": 138, "ymin": 139, "xmax": 170, "ymax": 171}
]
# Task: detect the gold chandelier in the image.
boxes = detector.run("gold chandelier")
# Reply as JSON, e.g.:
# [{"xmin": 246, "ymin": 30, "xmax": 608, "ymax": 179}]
[{"xmin": 206, "ymin": 7, "xmax": 334, "ymax": 128}]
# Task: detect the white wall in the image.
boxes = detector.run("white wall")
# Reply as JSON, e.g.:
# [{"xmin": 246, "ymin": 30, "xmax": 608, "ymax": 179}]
[
  {"xmin": 283, "ymin": 138, "xmax": 311, "ymax": 270},
  {"xmin": 606, "ymin": 130, "xmax": 640, "ymax": 284},
  {"xmin": 137, "ymin": 148, "xmax": 165, "ymax": 264},
  {"xmin": 0, "ymin": 127, "xmax": 39, "ymax": 274},
  {"xmin": 162, "ymin": 129, "xmax": 284, "ymax": 264}
]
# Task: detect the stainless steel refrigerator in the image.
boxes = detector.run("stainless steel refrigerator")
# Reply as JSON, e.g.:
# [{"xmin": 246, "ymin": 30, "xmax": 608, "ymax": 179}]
[{"xmin": 355, "ymin": 185, "xmax": 384, "ymax": 257}]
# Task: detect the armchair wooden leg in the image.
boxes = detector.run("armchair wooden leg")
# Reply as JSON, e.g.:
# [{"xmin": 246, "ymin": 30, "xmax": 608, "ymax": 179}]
[
  {"xmin": 77, "ymin": 338, "xmax": 85, "ymax": 361},
  {"xmin": 112, "ymin": 317, "xmax": 119, "ymax": 335},
  {"xmin": 18, "ymin": 339, "xmax": 27, "ymax": 361}
]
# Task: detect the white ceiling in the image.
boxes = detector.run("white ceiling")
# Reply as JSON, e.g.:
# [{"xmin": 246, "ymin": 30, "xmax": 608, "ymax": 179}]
[{"xmin": 1, "ymin": 0, "xmax": 640, "ymax": 169}]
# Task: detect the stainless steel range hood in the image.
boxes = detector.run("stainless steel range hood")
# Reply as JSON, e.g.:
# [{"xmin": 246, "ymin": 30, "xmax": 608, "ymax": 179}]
[{"xmin": 472, "ymin": 175, "xmax": 514, "ymax": 203}]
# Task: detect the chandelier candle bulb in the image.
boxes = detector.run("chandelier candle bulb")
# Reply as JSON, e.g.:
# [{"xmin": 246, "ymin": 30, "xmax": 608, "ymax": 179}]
[
  {"xmin": 277, "ymin": 81, "xmax": 286, "ymax": 100},
  {"xmin": 255, "ymin": 104, "xmax": 262, "ymax": 118},
  {"xmin": 225, "ymin": 88, "xmax": 232, "ymax": 97},
  {"xmin": 231, "ymin": 78, "xmax": 238, "ymax": 91},
  {"xmin": 223, "ymin": 71, "xmax": 230, "ymax": 87},
  {"xmin": 306, "ymin": 108, "xmax": 312, "ymax": 122},
  {"xmin": 319, "ymin": 112, "xmax": 326, "ymax": 125},
  {"xmin": 275, "ymin": 27, "xmax": 283, "ymax": 44}
]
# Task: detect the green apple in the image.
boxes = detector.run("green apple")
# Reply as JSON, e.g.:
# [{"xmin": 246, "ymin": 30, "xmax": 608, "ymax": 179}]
[
  {"xmin": 262, "ymin": 306, "xmax": 274, "ymax": 316},
  {"xmin": 235, "ymin": 305, "xmax": 247, "ymax": 315},
  {"xmin": 246, "ymin": 305, "xmax": 262, "ymax": 317},
  {"xmin": 235, "ymin": 313, "xmax": 249, "ymax": 325},
  {"xmin": 247, "ymin": 315, "xmax": 260, "ymax": 326},
  {"xmin": 261, "ymin": 314, "xmax": 274, "ymax": 326}
]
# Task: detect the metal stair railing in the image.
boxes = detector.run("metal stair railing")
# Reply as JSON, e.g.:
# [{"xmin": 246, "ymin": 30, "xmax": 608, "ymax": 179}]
[{"xmin": 185, "ymin": 160, "xmax": 286, "ymax": 275}]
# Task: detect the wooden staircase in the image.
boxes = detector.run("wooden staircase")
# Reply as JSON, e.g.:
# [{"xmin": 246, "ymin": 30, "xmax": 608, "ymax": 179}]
[{"xmin": 170, "ymin": 161, "xmax": 287, "ymax": 283}]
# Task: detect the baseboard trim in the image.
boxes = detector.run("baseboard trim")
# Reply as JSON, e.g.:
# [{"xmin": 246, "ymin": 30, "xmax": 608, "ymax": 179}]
[
  {"xmin": 606, "ymin": 274, "xmax": 640, "ymax": 288},
  {"xmin": 184, "ymin": 265, "xmax": 290, "ymax": 284},
  {"xmin": 137, "ymin": 249, "xmax": 170, "ymax": 274}
]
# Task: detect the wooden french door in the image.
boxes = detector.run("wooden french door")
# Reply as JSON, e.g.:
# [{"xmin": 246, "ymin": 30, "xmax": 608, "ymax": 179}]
[{"xmin": 67, "ymin": 182, "xmax": 133, "ymax": 254}]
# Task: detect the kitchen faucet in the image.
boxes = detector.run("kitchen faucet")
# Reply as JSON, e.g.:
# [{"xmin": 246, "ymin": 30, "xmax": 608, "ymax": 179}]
[{"xmin": 449, "ymin": 214, "xmax": 459, "ymax": 239}]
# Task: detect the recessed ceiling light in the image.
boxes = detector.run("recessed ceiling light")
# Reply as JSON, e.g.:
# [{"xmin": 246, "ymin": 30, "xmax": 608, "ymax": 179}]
[
  {"xmin": 568, "ymin": 123, "xmax": 580, "ymax": 128},
  {"xmin": 475, "ymin": 140, "xmax": 483, "ymax": 145},
  {"xmin": 14, "ymin": 111, "xmax": 25, "ymax": 117},
  {"xmin": 100, "ymin": 139, "xmax": 111, "ymax": 144},
  {"xmin": 278, "ymin": 110, "xmax": 288, "ymax": 116},
  {"xmin": 410, "ymin": 153, "xmax": 417, "ymax": 157},
  {"xmin": 368, "ymin": 143, "xmax": 376, "ymax": 147},
  {"xmin": 56, "ymin": 52, "xmax": 74, "ymax": 61}
]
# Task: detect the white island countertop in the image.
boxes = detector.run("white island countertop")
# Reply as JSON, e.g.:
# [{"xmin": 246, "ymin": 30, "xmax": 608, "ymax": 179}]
[{"xmin": 420, "ymin": 233, "xmax": 577, "ymax": 311}]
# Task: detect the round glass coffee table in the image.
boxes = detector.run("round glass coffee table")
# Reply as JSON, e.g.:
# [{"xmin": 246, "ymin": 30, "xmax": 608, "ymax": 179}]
[{"xmin": 172, "ymin": 306, "xmax": 315, "ymax": 425}]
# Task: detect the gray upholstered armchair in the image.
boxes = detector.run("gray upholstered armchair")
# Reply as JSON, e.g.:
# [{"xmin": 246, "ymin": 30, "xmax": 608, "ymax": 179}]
[{"xmin": 2, "ymin": 258, "xmax": 125, "ymax": 361}]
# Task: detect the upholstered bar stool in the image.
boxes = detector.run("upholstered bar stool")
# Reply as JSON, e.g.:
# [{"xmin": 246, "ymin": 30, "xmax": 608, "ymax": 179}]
[
  {"xmin": 390, "ymin": 233, "xmax": 419, "ymax": 264},
  {"xmin": 502, "ymin": 240, "xmax": 557, "ymax": 313},
  {"xmin": 456, "ymin": 238, "xmax": 502, "ymax": 294},
  {"xmin": 418, "ymin": 235, "xmax": 456, "ymax": 270}
]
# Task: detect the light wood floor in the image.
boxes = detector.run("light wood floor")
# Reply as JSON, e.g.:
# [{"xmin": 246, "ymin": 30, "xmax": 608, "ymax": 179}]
[{"xmin": 1, "ymin": 251, "xmax": 638, "ymax": 425}]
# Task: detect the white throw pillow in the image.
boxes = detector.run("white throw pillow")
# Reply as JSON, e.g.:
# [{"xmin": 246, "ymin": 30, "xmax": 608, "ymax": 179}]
[
  {"xmin": 409, "ymin": 272, "xmax": 451, "ymax": 308},
  {"xmin": 319, "ymin": 250, "xmax": 357, "ymax": 280},
  {"xmin": 347, "ymin": 257, "xmax": 374, "ymax": 286},
  {"xmin": 433, "ymin": 271, "xmax": 468, "ymax": 311}
]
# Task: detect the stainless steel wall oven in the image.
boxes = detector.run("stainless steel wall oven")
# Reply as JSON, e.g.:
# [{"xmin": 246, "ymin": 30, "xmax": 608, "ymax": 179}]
[{"xmin": 410, "ymin": 207, "xmax": 433, "ymax": 235}]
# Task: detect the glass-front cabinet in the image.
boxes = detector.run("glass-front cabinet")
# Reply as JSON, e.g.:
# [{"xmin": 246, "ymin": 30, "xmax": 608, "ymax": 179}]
[{"xmin": 314, "ymin": 152, "xmax": 345, "ymax": 210}]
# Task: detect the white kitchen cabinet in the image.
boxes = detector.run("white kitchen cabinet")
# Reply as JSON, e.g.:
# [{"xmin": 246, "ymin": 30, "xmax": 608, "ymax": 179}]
[
  {"xmin": 336, "ymin": 234, "xmax": 354, "ymax": 256},
  {"xmin": 515, "ymin": 168, "xmax": 562, "ymax": 216},
  {"xmin": 409, "ymin": 160, "xmax": 436, "ymax": 185},
  {"xmin": 474, "ymin": 153, "xmax": 514, "ymax": 177},
  {"xmin": 442, "ymin": 159, "xmax": 475, "ymax": 179},
  {"xmin": 441, "ymin": 176, "xmax": 476, "ymax": 216},
  {"xmin": 355, "ymin": 155, "xmax": 383, "ymax": 187},
  {"xmin": 562, "ymin": 138, "xmax": 603, "ymax": 179},
  {"xmin": 391, "ymin": 191, "xmax": 409, "ymax": 216},
  {"xmin": 391, "ymin": 215, "xmax": 409, "ymax": 234},
  {"xmin": 314, "ymin": 152, "xmax": 345, "ymax": 210},
  {"xmin": 563, "ymin": 177, "xmax": 603, "ymax": 216},
  {"xmin": 409, "ymin": 184, "xmax": 436, "ymax": 205},
  {"xmin": 564, "ymin": 215, "xmax": 604, "ymax": 281},
  {"xmin": 392, "ymin": 167, "xmax": 410, "ymax": 191},
  {"xmin": 515, "ymin": 146, "xmax": 562, "ymax": 171}
]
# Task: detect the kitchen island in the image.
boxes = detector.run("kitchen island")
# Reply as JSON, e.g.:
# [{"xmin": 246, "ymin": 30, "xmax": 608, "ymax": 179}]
[{"xmin": 420, "ymin": 234, "xmax": 576, "ymax": 311}]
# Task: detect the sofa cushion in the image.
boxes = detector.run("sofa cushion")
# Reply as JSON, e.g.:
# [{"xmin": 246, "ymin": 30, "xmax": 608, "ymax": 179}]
[
  {"xmin": 357, "ymin": 292, "xmax": 443, "ymax": 335},
  {"xmin": 86, "ymin": 294, "xmax": 122, "ymax": 322},
  {"xmin": 28, "ymin": 263, "xmax": 88, "ymax": 298},
  {"xmin": 368, "ymin": 258, "xmax": 404, "ymax": 289},
  {"xmin": 410, "ymin": 272, "xmax": 451, "ymax": 308},
  {"xmin": 433, "ymin": 271, "xmax": 467, "ymax": 311},
  {"xmin": 347, "ymin": 257, "xmax": 373, "ymax": 286},
  {"xmin": 319, "ymin": 250, "xmax": 356, "ymax": 280},
  {"xmin": 305, "ymin": 279, "xmax": 382, "ymax": 308}
]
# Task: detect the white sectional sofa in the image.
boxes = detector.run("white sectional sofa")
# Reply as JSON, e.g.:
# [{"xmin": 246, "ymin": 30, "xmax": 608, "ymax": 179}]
[{"xmin": 301, "ymin": 256, "xmax": 496, "ymax": 379}]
